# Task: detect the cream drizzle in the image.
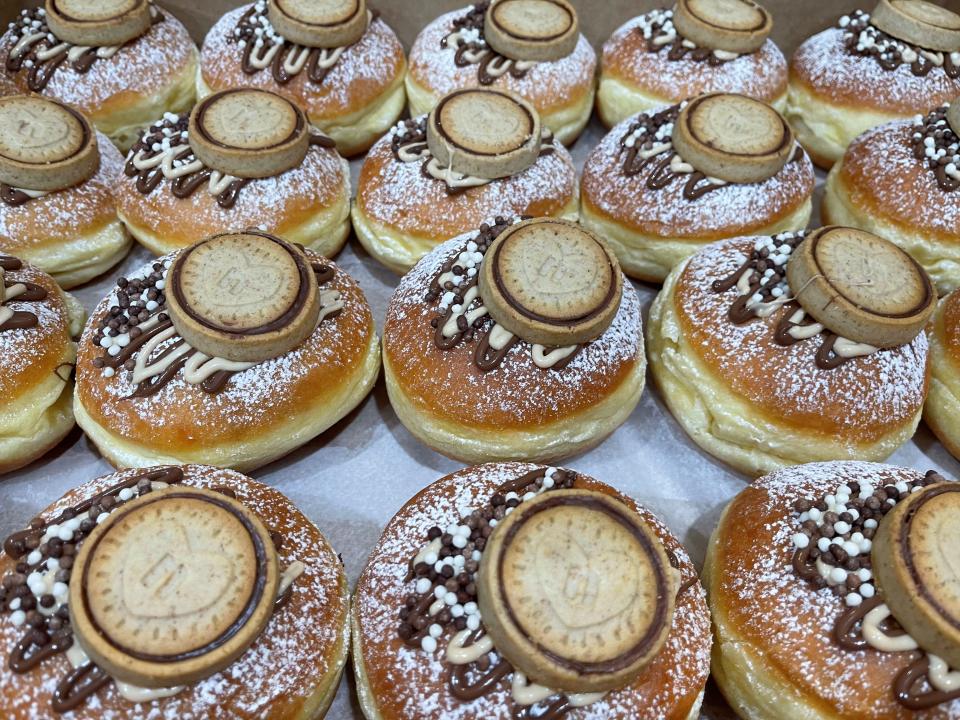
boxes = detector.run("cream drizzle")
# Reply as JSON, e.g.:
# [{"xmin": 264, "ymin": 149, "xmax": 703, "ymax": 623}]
[
  {"xmin": 445, "ymin": 629, "xmax": 494, "ymax": 664},
  {"xmin": 129, "ymin": 136, "xmax": 239, "ymax": 199},
  {"xmin": 278, "ymin": 561, "xmax": 305, "ymax": 598},
  {"xmin": 0, "ymin": 282, "xmax": 26, "ymax": 326},
  {"xmin": 929, "ymin": 655, "xmax": 960, "ymax": 692},
  {"xmin": 443, "ymin": 27, "xmax": 536, "ymax": 78},
  {"xmin": 511, "ymin": 672, "xmax": 607, "ymax": 707},
  {"xmin": 862, "ymin": 603, "xmax": 919, "ymax": 652},
  {"xmin": 243, "ymin": 9, "xmax": 371, "ymax": 75}
]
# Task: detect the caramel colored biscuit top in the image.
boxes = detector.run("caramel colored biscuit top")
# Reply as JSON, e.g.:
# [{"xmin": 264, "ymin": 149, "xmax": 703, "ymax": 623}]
[
  {"xmin": 0, "ymin": 131, "xmax": 123, "ymax": 254},
  {"xmin": 581, "ymin": 112, "xmax": 813, "ymax": 238},
  {"xmin": 0, "ymin": 258, "xmax": 74, "ymax": 406},
  {"xmin": 354, "ymin": 462, "xmax": 711, "ymax": 720},
  {"xmin": 673, "ymin": 237, "xmax": 928, "ymax": 442},
  {"xmin": 0, "ymin": 8, "xmax": 196, "ymax": 120},
  {"xmin": 0, "ymin": 464, "xmax": 348, "ymax": 719},
  {"xmin": 711, "ymin": 461, "xmax": 959, "ymax": 719},
  {"xmin": 789, "ymin": 25, "xmax": 960, "ymax": 114},
  {"xmin": 356, "ymin": 122, "xmax": 576, "ymax": 239},
  {"xmin": 600, "ymin": 14, "xmax": 787, "ymax": 103},
  {"xmin": 75, "ymin": 249, "xmax": 374, "ymax": 450},
  {"xmin": 200, "ymin": 6, "xmax": 406, "ymax": 123},
  {"xmin": 837, "ymin": 119, "xmax": 960, "ymax": 241},
  {"xmin": 383, "ymin": 234, "xmax": 643, "ymax": 429},
  {"xmin": 407, "ymin": 8, "xmax": 596, "ymax": 116}
]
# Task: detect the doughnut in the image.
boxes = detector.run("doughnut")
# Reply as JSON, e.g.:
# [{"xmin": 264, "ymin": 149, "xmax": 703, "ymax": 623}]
[
  {"xmin": 73, "ymin": 231, "xmax": 380, "ymax": 472},
  {"xmin": 597, "ymin": 1, "xmax": 788, "ymax": 127},
  {"xmin": 822, "ymin": 103, "xmax": 960, "ymax": 295},
  {"xmin": 382, "ymin": 217, "xmax": 644, "ymax": 464},
  {"xmin": 786, "ymin": 2, "xmax": 960, "ymax": 168},
  {"xmin": 352, "ymin": 90, "xmax": 578, "ymax": 275},
  {"xmin": 198, "ymin": 0, "xmax": 407, "ymax": 157},
  {"xmin": 0, "ymin": 4, "xmax": 198, "ymax": 152},
  {"xmin": 405, "ymin": 2, "xmax": 597, "ymax": 145},
  {"xmin": 646, "ymin": 228, "xmax": 931, "ymax": 477},
  {"xmin": 0, "ymin": 463, "xmax": 349, "ymax": 718},
  {"xmin": 926, "ymin": 288, "xmax": 960, "ymax": 462},
  {"xmin": 0, "ymin": 254, "xmax": 84, "ymax": 475},
  {"xmin": 353, "ymin": 462, "xmax": 712, "ymax": 719},
  {"xmin": 114, "ymin": 87, "xmax": 352, "ymax": 257},
  {"xmin": 0, "ymin": 96, "xmax": 130, "ymax": 288},
  {"xmin": 581, "ymin": 94, "xmax": 814, "ymax": 282},
  {"xmin": 707, "ymin": 460, "xmax": 960, "ymax": 718}
]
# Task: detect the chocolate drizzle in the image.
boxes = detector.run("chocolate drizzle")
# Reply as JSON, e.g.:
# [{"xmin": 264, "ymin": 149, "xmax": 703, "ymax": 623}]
[
  {"xmin": 91, "ymin": 256, "xmax": 339, "ymax": 396},
  {"xmin": 0, "ymin": 467, "xmax": 184, "ymax": 714},
  {"xmin": 0, "ymin": 184, "xmax": 32, "ymax": 207},
  {"xmin": 0, "ymin": 255, "xmax": 47, "ymax": 332},
  {"xmin": 709, "ymin": 232, "xmax": 869, "ymax": 370},
  {"xmin": 422, "ymin": 217, "xmax": 581, "ymax": 372},
  {"xmin": 910, "ymin": 104, "xmax": 960, "ymax": 192},
  {"xmin": 4, "ymin": 6, "xmax": 164, "ymax": 92},
  {"xmin": 440, "ymin": 2, "xmax": 536, "ymax": 85},
  {"xmin": 397, "ymin": 468, "xmax": 583, "ymax": 718},
  {"xmin": 389, "ymin": 116, "xmax": 555, "ymax": 195},
  {"xmin": 788, "ymin": 469, "xmax": 960, "ymax": 709},
  {"xmin": 636, "ymin": 8, "xmax": 735, "ymax": 66},
  {"xmin": 840, "ymin": 10, "xmax": 960, "ymax": 78},
  {"xmin": 230, "ymin": 2, "xmax": 372, "ymax": 86}
]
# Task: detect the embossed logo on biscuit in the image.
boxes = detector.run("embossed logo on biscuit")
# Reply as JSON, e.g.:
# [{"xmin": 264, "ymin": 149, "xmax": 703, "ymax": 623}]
[
  {"xmin": 210, "ymin": 258, "xmax": 286, "ymax": 310},
  {"xmin": 58, "ymin": 0, "xmax": 138, "ymax": 20},
  {"xmin": 223, "ymin": 102, "xmax": 288, "ymax": 146},
  {"xmin": 11, "ymin": 108, "xmax": 72, "ymax": 151}
]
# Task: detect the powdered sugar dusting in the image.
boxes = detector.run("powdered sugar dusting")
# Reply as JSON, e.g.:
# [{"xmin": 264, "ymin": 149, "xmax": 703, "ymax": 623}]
[
  {"xmin": 354, "ymin": 462, "xmax": 711, "ymax": 719},
  {"xmin": 791, "ymin": 26, "xmax": 960, "ymax": 111},
  {"xmin": 0, "ymin": 11, "xmax": 196, "ymax": 115},
  {"xmin": 581, "ymin": 112, "xmax": 814, "ymax": 236},
  {"xmin": 601, "ymin": 12, "xmax": 787, "ymax": 102},
  {"xmin": 407, "ymin": 8, "xmax": 596, "ymax": 114},
  {"xmin": 841, "ymin": 119, "xmax": 960, "ymax": 236},
  {"xmin": 676, "ymin": 237, "xmax": 928, "ymax": 444},
  {"xmin": 0, "ymin": 132, "xmax": 124, "ymax": 251},
  {"xmin": 0, "ymin": 464, "xmax": 347, "ymax": 720},
  {"xmin": 356, "ymin": 121, "xmax": 576, "ymax": 239},
  {"xmin": 75, "ymin": 250, "xmax": 374, "ymax": 447},
  {"xmin": 384, "ymin": 233, "xmax": 643, "ymax": 426},
  {"xmin": 200, "ymin": 4, "xmax": 405, "ymax": 121},
  {"xmin": 716, "ymin": 461, "xmax": 960, "ymax": 716}
]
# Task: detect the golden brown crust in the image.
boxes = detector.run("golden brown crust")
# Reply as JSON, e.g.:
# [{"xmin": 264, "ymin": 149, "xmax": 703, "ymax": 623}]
[
  {"xmin": 353, "ymin": 462, "xmax": 712, "ymax": 720},
  {"xmin": 672, "ymin": 237, "xmax": 928, "ymax": 444},
  {"xmin": 834, "ymin": 119, "xmax": 960, "ymax": 244},
  {"xmin": 0, "ymin": 132, "xmax": 124, "ymax": 258},
  {"xmin": 941, "ymin": 290, "xmax": 960, "ymax": 367},
  {"xmin": 0, "ymin": 9, "xmax": 197, "ymax": 127},
  {"xmin": 382, "ymin": 234, "xmax": 644, "ymax": 430},
  {"xmin": 0, "ymin": 464, "xmax": 350, "ymax": 719},
  {"xmin": 200, "ymin": 5, "xmax": 406, "ymax": 126},
  {"xmin": 709, "ymin": 461, "xmax": 959, "ymax": 719},
  {"xmin": 114, "ymin": 132, "xmax": 349, "ymax": 251},
  {"xmin": 0, "ymin": 259, "xmax": 75, "ymax": 406},
  {"xmin": 355, "ymin": 124, "xmax": 577, "ymax": 243},
  {"xmin": 600, "ymin": 14, "xmax": 787, "ymax": 106},
  {"xmin": 407, "ymin": 7, "xmax": 596, "ymax": 119},
  {"xmin": 789, "ymin": 26, "xmax": 960, "ymax": 115},
  {"xmin": 75, "ymin": 250, "xmax": 375, "ymax": 458},
  {"xmin": 580, "ymin": 112, "xmax": 814, "ymax": 239}
]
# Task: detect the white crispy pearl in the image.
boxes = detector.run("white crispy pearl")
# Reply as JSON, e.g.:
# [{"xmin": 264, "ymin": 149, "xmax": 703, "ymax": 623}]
[
  {"xmin": 421, "ymin": 636, "xmax": 437, "ymax": 653},
  {"xmin": 415, "ymin": 578, "xmax": 431, "ymax": 594},
  {"xmin": 792, "ymin": 533, "xmax": 809, "ymax": 549}
]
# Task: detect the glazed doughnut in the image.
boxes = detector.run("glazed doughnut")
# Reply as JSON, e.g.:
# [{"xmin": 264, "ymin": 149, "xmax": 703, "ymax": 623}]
[
  {"xmin": 926, "ymin": 289, "xmax": 960, "ymax": 462},
  {"xmin": 114, "ymin": 88, "xmax": 352, "ymax": 257},
  {"xmin": 0, "ymin": 5, "xmax": 198, "ymax": 152},
  {"xmin": 581, "ymin": 96, "xmax": 814, "ymax": 283},
  {"xmin": 0, "ymin": 96, "xmax": 130, "ymax": 289},
  {"xmin": 353, "ymin": 462, "xmax": 712, "ymax": 720},
  {"xmin": 0, "ymin": 254, "xmax": 84, "ymax": 475},
  {"xmin": 0, "ymin": 463, "xmax": 349, "ymax": 718},
  {"xmin": 198, "ymin": 1, "xmax": 407, "ymax": 157},
  {"xmin": 822, "ymin": 105, "xmax": 960, "ymax": 295},
  {"xmin": 353, "ymin": 101, "xmax": 578, "ymax": 275},
  {"xmin": 597, "ymin": 6, "xmax": 788, "ymax": 127},
  {"xmin": 787, "ymin": 6, "xmax": 960, "ymax": 168},
  {"xmin": 706, "ymin": 461, "xmax": 960, "ymax": 718},
  {"xmin": 646, "ymin": 230, "xmax": 930, "ymax": 477},
  {"xmin": 74, "ymin": 233, "xmax": 380, "ymax": 472},
  {"xmin": 382, "ymin": 217, "xmax": 645, "ymax": 464},
  {"xmin": 405, "ymin": 3, "xmax": 597, "ymax": 145}
]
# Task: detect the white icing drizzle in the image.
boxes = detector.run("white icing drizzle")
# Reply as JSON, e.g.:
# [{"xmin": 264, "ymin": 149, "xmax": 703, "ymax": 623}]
[
  {"xmin": 443, "ymin": 25, "xmax": 536, "ymax": 77},
  {"xmin": 861, "ymin": 602, "xmax": 920, "ymax": 652},
  {"xmin": 512, "ymin": 672, "xmax": 607, "ymax": 707},
  {"xmin": 435, "ymin": 230, "xmax": 578, "ymax": 369},
  {"xmin": 445, "ymin": 629, "xmax": 494, "ymax": 664},
  {"xmin": 278, "ymin": 560, "xmax": 305, "ymax": 598},
  {"xmin": 635, "ymin": 9, "xmax": 744, "ymax": 62},
  {"xmin": 181, "ymin": 352, "xmax": 255, "ymax": 384},
  {"xmin": 0, "ymin": 281, "xmax": 27, "ymax": 326},
  {"xmin": 4, "ymin": 187, "xmax": 50, "ymax": 199},
  {"xmin": 929, "ymin": 655, "xmax": 960, "ymax": 692}
]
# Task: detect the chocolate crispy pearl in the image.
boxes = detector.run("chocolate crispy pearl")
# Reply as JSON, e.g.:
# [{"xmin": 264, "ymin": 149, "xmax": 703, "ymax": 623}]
[
  {"xmin": 635, "ymin": 8, "xmax": 734, "ymax": 67},
  {"xmin": 440, "ymin": 2, "xmax": 534, "ymax": 86},
  {"xmin": 911, "ymin": 104, "xmax": 960, "ymax": 191}
]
